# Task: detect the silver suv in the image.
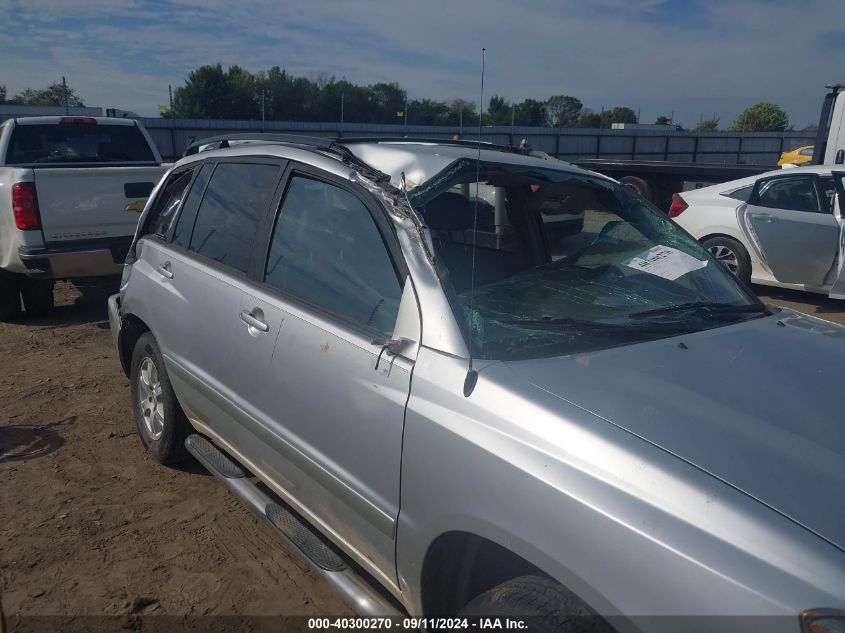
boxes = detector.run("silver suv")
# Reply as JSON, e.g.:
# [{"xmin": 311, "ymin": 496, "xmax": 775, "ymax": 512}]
[{"xmin": 109, "ymin": 135, "xmax": 845, "ymax": 632}]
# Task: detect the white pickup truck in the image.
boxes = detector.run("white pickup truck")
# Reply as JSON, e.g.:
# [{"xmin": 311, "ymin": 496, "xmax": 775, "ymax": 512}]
[{"xmin": 0, "ymin": 116, "xmax": 166, "ymax": 319}]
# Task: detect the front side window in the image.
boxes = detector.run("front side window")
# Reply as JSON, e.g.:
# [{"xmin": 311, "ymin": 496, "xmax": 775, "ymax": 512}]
[
  {"xmin": 754, "ymin": 175, "xmax": 821, "ymax": 213},
  {"xmin": 410, "ymin": 162, "xmax": 762, "ymax": 360},
  {"xmin": 188, "ymin": 163, "xmax": 280, "ymax": 273},
  {"xmin": 264, "ymin": 175, "xmax": 402, "ymax": 335}
]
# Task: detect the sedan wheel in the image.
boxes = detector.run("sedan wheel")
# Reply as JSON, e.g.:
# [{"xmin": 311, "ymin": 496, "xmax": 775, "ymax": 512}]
[
  {"xmin": 701, "ymin": 236, "xmax": 751, "ymax": 285},
  {"xmin": 708, "ymin": 244, "xmax": 739, "ymax": 274}
]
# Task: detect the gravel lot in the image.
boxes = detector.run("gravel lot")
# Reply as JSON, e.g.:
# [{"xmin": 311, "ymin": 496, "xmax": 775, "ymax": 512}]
[
  {"xmin": 0, "ymin": 281, "xmax": 350, "ymax": 632},
  {"xmin": 1, "ymin": 279, "xmax": 843, "ymax": 630}
]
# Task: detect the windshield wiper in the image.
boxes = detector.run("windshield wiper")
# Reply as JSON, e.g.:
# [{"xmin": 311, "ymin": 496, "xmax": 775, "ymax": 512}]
[
  {"xmin": 630, "ymin": 301, "xmax": 766, "ymax": 320},
  {"xmin": 496, "ymin": 316, "xmax": 692, "ymax": 335}
]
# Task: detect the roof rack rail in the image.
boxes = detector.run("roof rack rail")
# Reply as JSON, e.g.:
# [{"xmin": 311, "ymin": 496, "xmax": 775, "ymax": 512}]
[
  {"xmin": 184, "ymin": 133, "xmax": 334, "ymax": 156},
  {"xmin": 339, "ymin": 136, "xmax": 517, "ymax": 152}
]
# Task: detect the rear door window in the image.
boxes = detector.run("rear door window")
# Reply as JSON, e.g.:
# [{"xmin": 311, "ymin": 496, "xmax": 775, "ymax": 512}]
[
  {"xmin": 264, "ymin": 175, "xmax": 402, "ymax": 334},
  {"xmin": 6, "ymin": 123, "xmax": 156, "ymax": 164},
  {"xmin": 188, "ymin": 163, "xmax": 281, "ymax": 273},
  {"xmin": 817, "ymin": 176, "xmax": 837, "ymax": 214},
  {"xmin": 753, "ymin": 175, "xmax": 822, "ymax": 213}
]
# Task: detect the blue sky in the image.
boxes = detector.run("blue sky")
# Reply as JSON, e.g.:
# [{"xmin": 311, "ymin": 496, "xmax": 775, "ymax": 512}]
[{"xmin": 1, "ymin": 0, "xmax": 842, "ymax": 127}]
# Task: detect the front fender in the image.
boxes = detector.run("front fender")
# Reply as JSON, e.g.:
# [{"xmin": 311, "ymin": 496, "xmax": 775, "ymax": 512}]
[{"xmin": 395, "ymin": 347, "xmax": 845, "ymax": 624}]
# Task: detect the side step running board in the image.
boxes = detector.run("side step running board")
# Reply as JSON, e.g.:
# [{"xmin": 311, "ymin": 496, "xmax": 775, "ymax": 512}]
[{"xmin": 185, "ymin": 434, "xmax": 402, "ymax": 617}]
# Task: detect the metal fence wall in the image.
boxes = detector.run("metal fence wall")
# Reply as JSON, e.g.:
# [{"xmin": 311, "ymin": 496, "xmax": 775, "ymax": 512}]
[{"xmin": 141, "ymin": 118, "xmax": 815, "ymax": 165}]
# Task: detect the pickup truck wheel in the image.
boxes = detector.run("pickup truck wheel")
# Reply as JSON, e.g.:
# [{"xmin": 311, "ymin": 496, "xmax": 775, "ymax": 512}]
[
  {"xmin": 459, "ymin": 576, "xmax": 613, "ymax": 633},
  {"xmin": 20, "ymin": 278, "xmax": 55, "ymax": 317},
  {"xmin": 130, "ymin": 332, "xmax": 189, "ymax": 465},
  {"xmin": 619, "ymin": 176, "xmax": 653, "ymax": 202},
  {"xmin": 0, "ymin": 270, "xmax": 22, "ymax": 321},
  {"xmin": 701, "ymin": 236, "xmax": 751, "ymax": 285}
]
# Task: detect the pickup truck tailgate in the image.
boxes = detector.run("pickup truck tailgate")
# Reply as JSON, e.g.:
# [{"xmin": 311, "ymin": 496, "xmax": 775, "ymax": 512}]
[{"xmin": 34, "ymin": 166, "xmax": 165, "ymax": 245}]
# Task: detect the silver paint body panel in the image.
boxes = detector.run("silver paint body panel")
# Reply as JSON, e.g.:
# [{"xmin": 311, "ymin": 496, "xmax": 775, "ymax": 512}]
[{"xmin": 115, "ymin": 142, "xmax": 845, "ymax": 625}]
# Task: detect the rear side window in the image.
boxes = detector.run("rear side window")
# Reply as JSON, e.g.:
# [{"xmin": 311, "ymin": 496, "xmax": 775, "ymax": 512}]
[
  {"xmin": 143, "ymin": 169, "xmax": 194, "ymax": 239},
  {"xmin": 722, "ymin": 185, "xmax": 753, "ymax": 202},
  {"xmin": 754, "ymin": 175, "xmax": 821, "ymax": 213},
  {"xmin": 5, "ymin": 123, "xmax": 156, "ymax": 164},
  {"xmin": 172, "ymin": 163, "xmax": 213, "ymax": 248},
  {"xmin": 264, "ymin": 176, "xmax": 402, "ymax": 334},
  {"xmin": 188, "ymin": 163, "xmax": 280, "ymax": 273}
]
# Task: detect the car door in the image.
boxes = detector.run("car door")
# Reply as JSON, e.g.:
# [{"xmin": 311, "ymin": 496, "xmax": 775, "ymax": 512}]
[
  {"xmin": 232, "ymin": 166, "xmax": 417, "ymax": 585},
  {"xmin": 742, "ymin": 173, "xmax": 839, "ymax": 286},
  {"xmin": 134, "ymin": 159, "xmax": 286, "ymax": 446},
  {"xmin": 829, "ymin": 171, "xmax": 845, "ymax": 299}
]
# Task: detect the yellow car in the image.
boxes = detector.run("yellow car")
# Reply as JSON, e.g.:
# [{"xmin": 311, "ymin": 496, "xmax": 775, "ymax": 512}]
[{"xmin": 778, "ymin": 145, "xmax": 815, "ymax": 166}]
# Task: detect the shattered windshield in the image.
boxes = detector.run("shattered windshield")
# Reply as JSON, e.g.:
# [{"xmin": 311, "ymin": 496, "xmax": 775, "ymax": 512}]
[{"xmin": 410, "ymin": 162, "xmax": 763, "ymax": 360}]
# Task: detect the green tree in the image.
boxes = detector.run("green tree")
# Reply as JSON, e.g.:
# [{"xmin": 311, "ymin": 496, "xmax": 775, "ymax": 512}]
[
  {"xmin": 601, "ymin": 106, "xmax": 637, "ymax": 128},
  {"xmin": 802, "ymin": 122, "xmax": 819, "ymax": 133},
  {"xmin": 408, "ymin": 99, "xmax": 451, "ymax": 125},
  {"xmin": 367, "ymin": 82, "xmax": 406, "ymax": 122},
  {"xmin": 574, "ymin": 108, "xmax": 602, "ymax": 128},
  {"xmin": 9, "ymin": 81, "xmax": 85, "ymax": 107},
  {"xmin": 226, "ymin": 65, "xmax": 260, "ymax": 119},
  {"xmin": 486, "ymin": 95, "xmax": 511, "ymax": 126},
  {"xmin": 546, "ymin": 95, "xmax": 582, "ymax": 127},
  {"xmin": 317, "ymin": 79, "xmax": 366, "ymax": 122},
  {"xmin": 450, "ymin": 98, "xmax": 479, "ymax": 129},
  {"xmin": 693, "ymin": 116, "xmax": 720, "ymax": 133},
  {"xmin": 514, "ymin": 99, "xmax": 547, "ymax": 126},
  {"xmin": 655, "ymin": 115, "xmax": 673, "ymax": 125},
  {"xmin": 729, "ymin": 103, "xmax": 789, "ymax": 132},
  {"xmin": 0, "ymin": 85, "xmax": 6, "ymax": 103},
  {"xmin": 173, "ymin": 64, "xmax": 258, "ymax": 119}
]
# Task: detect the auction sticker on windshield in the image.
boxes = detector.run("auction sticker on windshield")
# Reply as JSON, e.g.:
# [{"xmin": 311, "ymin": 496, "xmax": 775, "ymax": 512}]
[{"xmin": 623, "ymin": 245, "xmax": 707, "ymax": 280}]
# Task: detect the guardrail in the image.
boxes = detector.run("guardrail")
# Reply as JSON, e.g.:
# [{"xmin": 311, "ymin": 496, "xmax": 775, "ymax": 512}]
[{"xmin": 140, "ymin": 118, "xmax": 815, "ymax": 165}]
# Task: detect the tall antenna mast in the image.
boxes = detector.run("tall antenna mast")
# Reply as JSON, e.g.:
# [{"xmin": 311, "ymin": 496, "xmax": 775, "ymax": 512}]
[{"xmin": 463, "ymin": 47, "xmax": 485, "ymax": 398}]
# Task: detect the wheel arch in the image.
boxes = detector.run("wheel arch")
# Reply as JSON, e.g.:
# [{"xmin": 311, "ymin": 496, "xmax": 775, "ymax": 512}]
[
  {"xmin": 419, "ymin": 530, "xmax": 550, "ymax": 616},
  {"xmin": 119, "ymin": 312, "xmax": 152, "ymax": 376},
  {"xmin": 699, "ymin": 230, "xmax": 749, "ymax": 247}
]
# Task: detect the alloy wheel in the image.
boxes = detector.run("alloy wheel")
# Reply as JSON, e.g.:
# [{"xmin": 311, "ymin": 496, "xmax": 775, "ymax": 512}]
[
  {"xmin": 138, "ymin": 357, "xmax": 164, "ymax": 440},
  {"xmin": 708, "ymin": 244, "xmax": 739, "ymax": 274}
]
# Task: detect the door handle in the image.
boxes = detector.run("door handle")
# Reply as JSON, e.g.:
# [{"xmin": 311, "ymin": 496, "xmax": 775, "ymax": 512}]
[
  {"xmin": 240, "ymin": 309, "xmax": 269, "ymax": 332},
  {"xmin": 750, "ymin": 213, "xmax": 777, "ymax": 223},
  {"xmin": 158, "ymin": 262, "xmax": 174, "ymax": 279}
]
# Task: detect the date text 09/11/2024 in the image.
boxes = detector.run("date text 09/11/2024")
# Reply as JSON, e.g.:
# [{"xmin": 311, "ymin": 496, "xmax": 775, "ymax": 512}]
[{"xmin": 307, "ymin": 617, "xmax": 529, "ymax": 630}]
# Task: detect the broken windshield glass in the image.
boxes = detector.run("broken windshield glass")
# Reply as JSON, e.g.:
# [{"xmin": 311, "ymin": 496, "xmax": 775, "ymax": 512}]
[{"xmin": 412, "ymin": 163, "xmax": 762, "ymax": 360}]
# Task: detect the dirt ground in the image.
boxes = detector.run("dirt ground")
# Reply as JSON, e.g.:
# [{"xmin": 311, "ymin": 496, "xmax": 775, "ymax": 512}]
[
  {"xmin": 2, "ymin": 280, "xmax": 844, "ymax": 632},
  {"xmin": 0, "ymin": 281, "xmax": 351, "ymax": 632}
]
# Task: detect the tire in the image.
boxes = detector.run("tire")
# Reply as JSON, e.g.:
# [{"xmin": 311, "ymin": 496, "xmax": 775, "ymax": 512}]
[
  {"xmin": 701, "ymin": 236, "xmax": 751, "ymax": 285},
  {"xmin": 20, "ymin": 277, "xmax": 55, "ymax": 317},
  {"xmin": 618, "ymin": 176, "xmax": 653, "ymax": 202},
  {"xmin": 0, "ymin": 269, "xmax": 22, "ymax": 321},
  {"xmin": 130, "ymin": 332, "xmax": 190, "ymax": 465},
  {"xmin": 459, "ymin": 576, "xmax": 613, "ymax": 633}
]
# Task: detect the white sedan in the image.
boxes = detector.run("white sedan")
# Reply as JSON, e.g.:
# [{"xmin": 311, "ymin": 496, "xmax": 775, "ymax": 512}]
[{"xmin": 669, "ymin": 165, "xmax": 845, "ymax": 299}]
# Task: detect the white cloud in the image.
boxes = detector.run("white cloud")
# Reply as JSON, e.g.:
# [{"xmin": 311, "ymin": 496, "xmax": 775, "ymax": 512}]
[{"xmin": 1, "ymin": 0, "xmax": 840, "ymax": 127}]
